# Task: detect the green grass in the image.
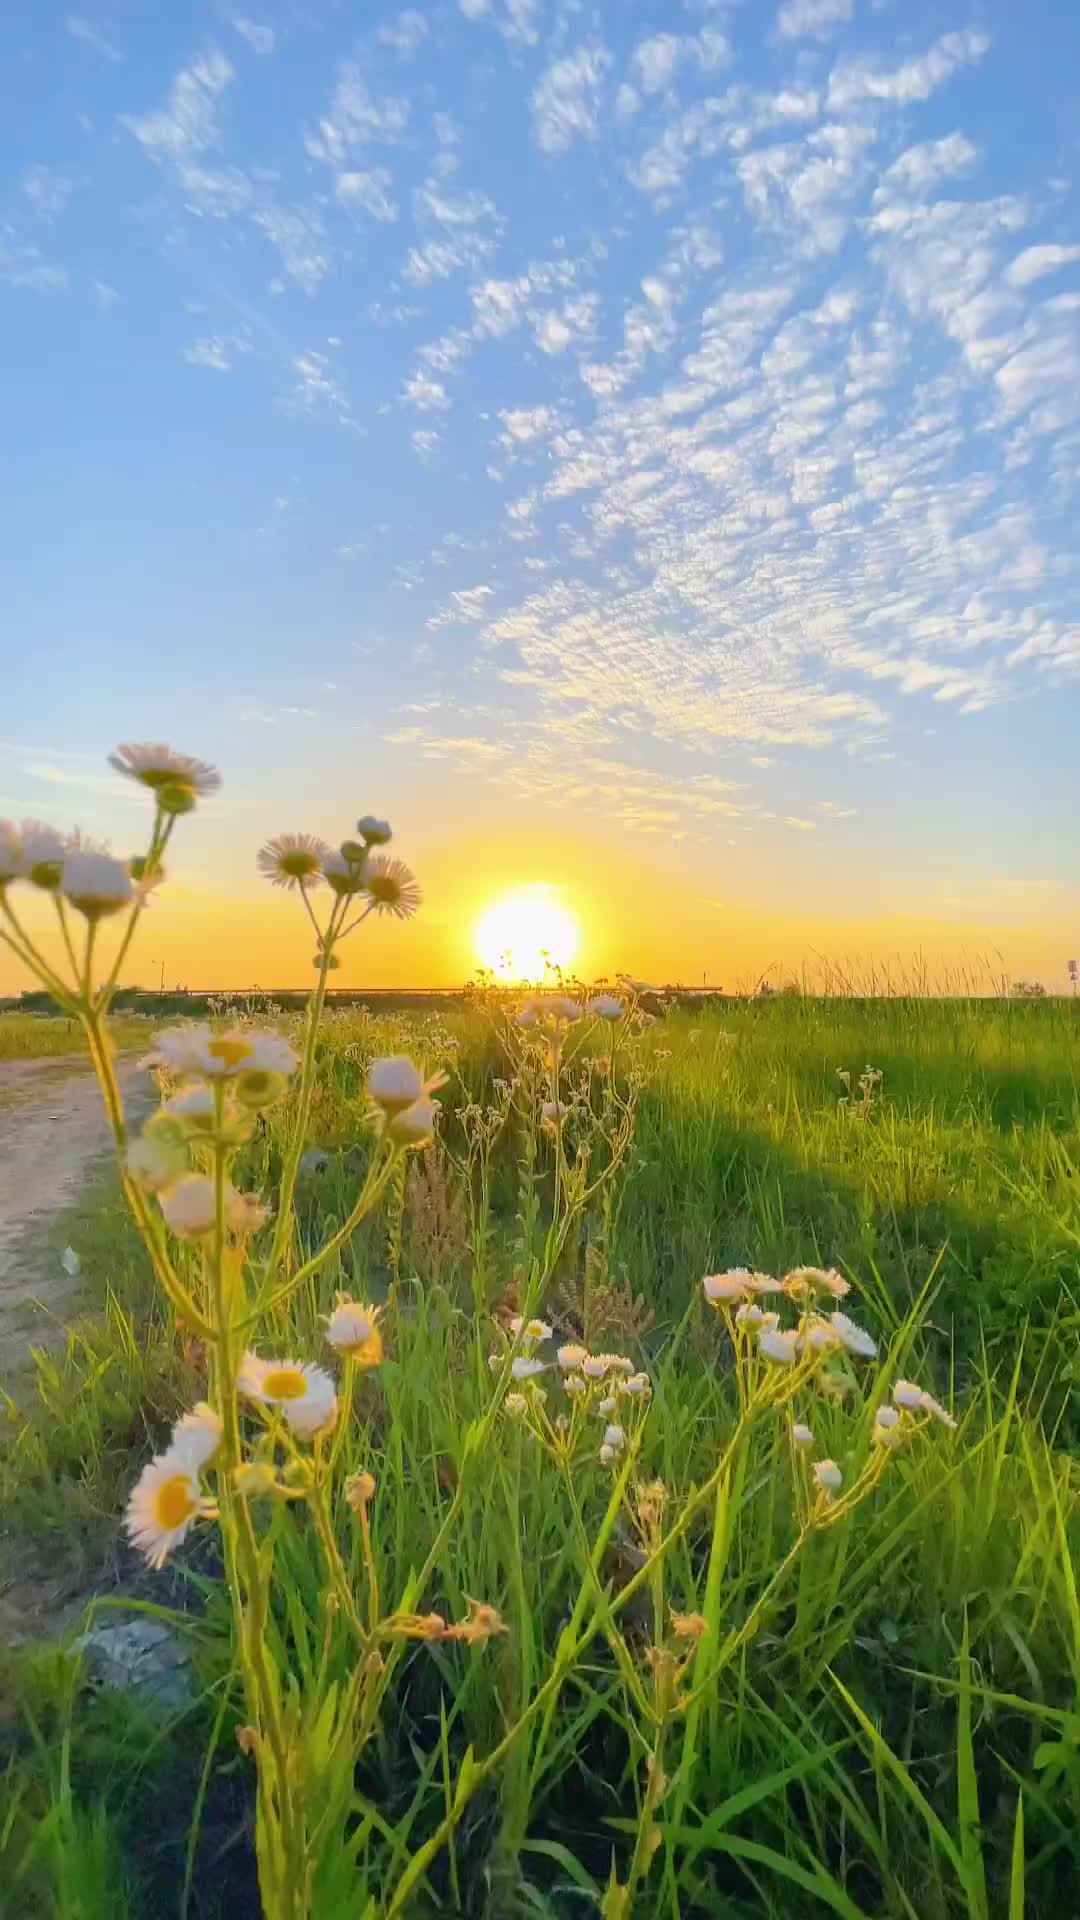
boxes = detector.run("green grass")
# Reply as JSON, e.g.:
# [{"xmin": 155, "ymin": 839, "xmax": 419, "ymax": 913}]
[
  {"xmin": 2, "ymin": 994, "xmax": 1078, "ymax": 1916},
  {"xmin": 0, "ymin": 1012, "xmax": 153, "ymax": 1060}
]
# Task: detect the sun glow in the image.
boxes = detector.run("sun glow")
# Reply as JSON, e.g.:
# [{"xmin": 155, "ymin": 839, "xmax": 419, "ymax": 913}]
[{"xmin": 474, "ymin": 886, "xmax": 580, "ymax": 984}]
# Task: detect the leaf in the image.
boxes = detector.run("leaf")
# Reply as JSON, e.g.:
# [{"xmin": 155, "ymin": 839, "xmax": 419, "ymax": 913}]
[
  {"xmin": 1009, "ymin": 1793, "xmax": 1025, "ymax": 1920},
  {"xmin": 957, "ymin": 1612, "xmax": 989, "ymax": 1920}
]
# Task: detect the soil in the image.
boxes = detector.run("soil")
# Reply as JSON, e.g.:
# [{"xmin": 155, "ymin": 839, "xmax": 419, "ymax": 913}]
[{"xmin": 0, "ymin": 1052, "xmax": 153, "ymax": 1377}]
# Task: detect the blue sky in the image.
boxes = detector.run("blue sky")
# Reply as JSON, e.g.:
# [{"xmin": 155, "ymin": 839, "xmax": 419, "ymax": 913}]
[{"xmin": 3, "ymin": 1, "xmax": 1079, "ymax": 987}]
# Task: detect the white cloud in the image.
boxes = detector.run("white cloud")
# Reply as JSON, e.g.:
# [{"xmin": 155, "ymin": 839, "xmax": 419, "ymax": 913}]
[
  {"xmin": 500, "ymin": 406, "xmax": 556, "ymax": 445},
  {"xmin": 253, "ymin": 206, "xmax": 329, "ymax": 294},
  {"xmin": 65, "ymin": 14, "xmax": 122, "ymax": 61},
  {"xmin": 459, "ymin": 0, "xmax": 541, "ymax": 45},
  {"xmin": 377, "ymin": 10, "xmax": 428, "ymax": 57},
  {"xmin": 337, "ymin": 169, "xmax": 398, "ymax": 221},
  {"xmin": 1004, "ymin": 244, "xmax": 1080, "ymax": 289},
  {"xmin": 305, "ymin": 63, "xmax": 409, "ymax": 166},
  {"xmin": 828, "ymin": 31, "xmax": 990, "ymax": 112},
  {"xmin": 184, "ymin": 335, "xmax": 235, "ymax": 371},
  {"xmin": 532, "ymin": 43, "xmax": 612, "ymax": 154},
  {"xmin": 22, "ymin": 167, "xmax": 74, "ymax": 220},
  {"xmin": 0, "ymin": 225, "xmax": 67, "ymax": 292},
  {"xmin": 232, "ymin": 17, "xmax": 276, "ymax": 56},
  {"xmin": 776, "ymin": 0, "xmax": 851, "ymax": 41},
  {"xmin": 875, "ymin": 134, "xmax": 978, "ymax": 199},
  {"xmin": 631, "ymin": 32, "xmax": 730, "ymax": 95},
  {"xmin": 123, "ymin": 49, "xmax": 233, "ymax": 158},
  {"xmin": 403, "ymin": 370, "xmax": 450, "ymax": 410}
]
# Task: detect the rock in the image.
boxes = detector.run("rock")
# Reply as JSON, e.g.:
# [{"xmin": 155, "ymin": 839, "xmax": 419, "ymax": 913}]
[{"xmin": 75, "ymin": 1616, "xmax": 193, "ymax": 1711}]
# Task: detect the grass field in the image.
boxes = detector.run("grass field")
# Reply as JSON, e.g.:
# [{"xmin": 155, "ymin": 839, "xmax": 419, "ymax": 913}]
[{"xmin": 2, "ymin": 991, "xmax": 1078, "ymax": 1919}]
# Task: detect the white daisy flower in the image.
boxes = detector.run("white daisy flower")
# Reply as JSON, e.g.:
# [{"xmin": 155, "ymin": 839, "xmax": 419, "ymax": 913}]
[
  {"xmin": 126, "ymin": 1130, "xmax": 189, "ymax": 1193},
  {"xmin": 602, "ymin": 1423, "xmax": 626, "ymax": 1451},
  {"xmin": 158, "ymin": 1175, "xmax": 266, "ymax": 1239},
  {"xmin": 557, "ymin": 1343, "xmax": 588, "ymax": 1372},
  {"xmin": 703, "ymin": 1269, "xmax": 751, "ymax": 1304},
  {"xmin": 170, "ymin": 1402, "xmax": 223, "ymax": 1470},
  {"xmin": 813, "ymin": 1459, "xmax": 843, "ymax": 1493},
  {"xmin": 758, "ymin": 1328, "xmax": 800, "ymax": 1365},
  {"xmin": 0, "ymin": 822, "xmax": 22, "ymax": 886},
  {"xmin": 919, "ymin": 1390, "xmax": 957, "ymax": 1430},
  {"xmin": 503, "ymin": 1392, "xmax": 529, "ymax": 1419},
  {"xmin": 144, "ymin": 1024, "xmax": 298, "ymax": 1079},
  {"xmin": 15, "ymin": 820, "xmax": 66, "ymax": 887},
  {"xmin": 509, "ymin": 1315, "xmax": 552, "ymax": 1342},
  {"xmin": 541, "ymin": 1100, "xmax": 568, "ymax": 1126},
  {"xmin": 597, "ymin": 1394, "xmax": 617, "ymax": 1415},
  {"xmin": 599, "ymin": 1443, "xmax": 618, "ymax": 1465},
  {"xmin": 829, "ymin": 1312, "xmax": 877, "ymax": 1359},
  {"xmin": 325, "ymin": 1299, "xmax": 383, "ymax": 1365},
  {"xmin": 791, "ymin": 1422, "xmax": 814, "ymax": 1446},
  {"xmin": 802, "ymin": 1318, "xmax": 841, "ymax": 1352},
  {"xmin": 542, "ymin": 996, "xmax": 582, "ymax": 1024},
  {"xmin": 364, "ymin": 855, "xmax": 421, "ymax": 920},
  {"xmin": 237, "ymin": 1354, "xmax": 338, "ymax": 1436},
  {"xmin": 367, "ymin": 1056, "xmax": 447, "ymax": 1118},
  {"xmin": 873, "ymin": 1405, "xmax": 902, "ymax": 1446},
  {"xmin": 734, "ymin": 1303, "xmax": 778, "ymax": 1330},
  {"xmin": 585, "ymin": 994, "xmax": 624, "ymax": 1020},
  {"xmin": 747, "ymin": 1272, "xmax": 785, "ymax": 1295},
  {"xmin": 510, "ymin": 1356, "xmax": 546, "ymax": 1381},
  {"xmin": 164, "ymin": 1084, "xmax": 217, "ymax": 1129},
  {"xmin": 385, "ymin": 1096, "xmax": 439, "ymax": 1148},
  {"xmin": 892, "ymin": 1379, "xmax": 924, "ymax": 1411},
  {"xmin": 322, "ymin": 849, "xmax": 369, "ymax": 897},
  {"xmin": 125, "ymin": 1449, "xmax": 213, "ymax": 1569},
  {"xmin": 564, "ymin": 1374, "xmax": 587, "ymax": 1397},
  {"xmin": 60, "ymin": 850, "xmax": 133, "ymax": 919},
  {"xmin": 784, "ymin": 1265, "xmax": 851, "ymax": 1299},
  {"xmin": 356, "ymin": 815, "xmax": 392, "ymax": 846},
  {"xmin": 257, "ymin": 833, "xmax": 331, "ymax": 889},
  {"xmin": 875, "ymin": 1405, "xmax": 900, "ymax": 1430},
  {"xmin": 109, "ymin": 743, "xmax": 220, "ymax": 800},
  {"xmin": 622, "ymin": 1372, "xmax": 651, "ymax": 1397},
  {"xmin": 581, "ymin": 1355, "xmax": 609, "ymax": 1379}
]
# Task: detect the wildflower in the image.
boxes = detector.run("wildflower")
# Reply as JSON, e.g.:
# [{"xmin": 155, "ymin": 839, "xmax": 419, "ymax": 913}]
[
  {"xmin": 235, "ymin": 1068, "xmax": 290, "ymax": 1111},
  {"xmin": 60, "ymin": 850, "xmax": 133, "ymax": 919},
  {"xmin": 785, "ymin": 1265, "xmax": 850, "ymax": 1299},
  {"xmin": 703, "ymin": 1269, "xmax": 751, "ymax": 1304},
  {"xmin": 516, "ymin": 1007, "xmax": 539, "ymax": 1030},
  {"xmin": 15, "ymin": 820, "xmax": 66, "ymax": 888},
  {"xmin": 599, "ymin": 1443, "xmax": 618, "ymax": 1466},
  {"xmin": 509, "ymin": 1315, "xmax": 552, "ymax": 1342},
  {"xmin": 0, "ymin": 822, "xmax": 22, "ymax": 886},
  {"xmin": 368, "ymin": 1055, "xmax": 446, "ymax": 1117},
  {"xmin": 364, "ymin": 855, "xmax": 421, "ymax": 919},
  {"xmin": 325, "ymin": 1298, "xmax": 383, "ymax": 1366},
  {"xmin": 820, "ymin": 1369, "xmax": 853, "ymax": 1401},
  {"xmin": 109, "ymin": 743, "xmax": 220, "ymax": 804},
  {"xmin": 747, "ymin": 1271, "xmax": 785, "ymax": 1295},
  {"xmin": 171, "ymin": 1402, "xmax": 223, "ymax": 1469},
  {"xmin": 238, "ymin": 1355, "xmax": 338, "ymax": 1436},
  {"xmin": 541, "ymin": 1100, "xmax": 568, "ymax": 1127},
  {"xmin": 591, "ymin": 1352, "xmax": 634, "ymax": 1376},
  {"xmin": 385, "ymin": 1612, "xmax": 446, "ymax": 1641},
  {"xmin": 345, "ymin": 1471, "xmax": 376, "ymax": 1512},
  {"xmin": 543, "ymin": 996, "xmax": 583, "ymax": 1023},
  {"xmin": 801, "ymin": 1318, "xmax": 841, "ymax": 1352},
  {"xmin": 603, "ymin": 1423, "xmax": 626, "ymax": 1451},
  {"xmin": 229, "ymin": 1190, "xmax": 270, "ymax": 1236},
  {"xmin": 144, "ymin": 1024, "xmax": 298, "ymax": 1080},
  {"xmin": 920, "ymin": 1390, "xmax": 957, "ymax": 1430},
  {"xmin": 829, "ymin": 1311, "xmax": 877, "ymax": 1359},
  {"xmin": 874, "ymin": 1405, "xmax": 902, "ymax": 1447},
  {"xmin": 734, "ymin": 1302, "xmax": 778, "ymax": 1330},
  {"xmin": 257, "ymin": 833, "xmax": 331, "ymax": 888},
  {"xmin": 586, "ymin": 994, "xmax": 624, "ymax": 1020},
  {"xmin": 232, "ymin": 1461, "xmax": 280, "ymax": 1499},
  {"xmin": 597, "ymin": 1395, "xmax": 617, "ymax": 1416},
  {"xmin": 442, "ymin": 1599, "xmax": 508, "ymax": 1645},
  {"xmin": 791, "ymin": 1421, "xmax": 814, "ymax": 1446},
  {"xmin": 125, "ymin": 1450, "xmax": 212, "ymax": 1569},
  {"xmin": 813, "ymin": 1459, "xmax": 843, "ymax": 1494},
  {"xmin": 158, "ymin": 1175, "xmax": 218, "ymax": 1238},
  {"xmin": 557, "ymin": 1342, "xmax": 588, "ymax": 1372},
  {"xmin": 385, "ymin": 1096, "xmax": 439, "ymax": 1148},
  {"xmin": 510, "ymin": 1356, "xmax": 546, "ymax": 1381},
  {"xmin": 322, "ymin": 849, "xmax": 369, "ymax": 897},
  {"xmin": 503, "ymin": 1392, "xmax": 530, "ymax": 1419},
  {"xmin": 564, "ymin": 1374, "xmax": 587, "ymax": 1397},
  {"xmin": 356, "ymin": 814, "xmax": 392, "ymax": 846},
  {"xmin": 622, "ymin": 1372, "xmax": 651, "ymax": 1397},
  {"xmin": 892, "ymin": 1379, "xmax": 923, "ymax": 1410},
  {"xmin": 670, "ymin": 1609, "xmax": 709, "ymax": 1642},
  {"xmin": 127, "ymin": 1129, "xmax": 188, "ymax": 1193},
  {"xmin": 164, "ymin": 1083, "xmax": 217, "ymax": 1130},
  {"xmin": 758, "ymin": 1328, "xmax": 800, "ymax": 1365}
]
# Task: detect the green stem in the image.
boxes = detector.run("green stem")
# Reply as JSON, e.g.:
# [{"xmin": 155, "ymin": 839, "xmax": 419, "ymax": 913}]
[{"xmin": 265, "ymin": 899, "xmax": 345, "ymax": 1287}]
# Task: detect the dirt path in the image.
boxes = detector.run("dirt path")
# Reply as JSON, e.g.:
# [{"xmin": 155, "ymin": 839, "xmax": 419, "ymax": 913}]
[{"xmin": 0, "ymin": 1053, "xmax": 154, "ymax": 1373}]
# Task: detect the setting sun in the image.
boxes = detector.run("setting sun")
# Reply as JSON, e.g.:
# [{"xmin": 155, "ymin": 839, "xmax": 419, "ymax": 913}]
[{"xmin": 473, "ymin": 886, "xmax": 580, "ymax": 984}]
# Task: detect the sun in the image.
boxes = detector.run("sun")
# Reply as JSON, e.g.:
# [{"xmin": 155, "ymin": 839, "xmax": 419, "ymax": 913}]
[{"xmin": 474, "ymin": 886, "xmax": 580, "ymax": 984}]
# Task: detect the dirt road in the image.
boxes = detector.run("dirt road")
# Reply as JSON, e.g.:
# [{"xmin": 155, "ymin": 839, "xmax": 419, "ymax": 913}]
[{"xmin": 0, "ymin": 1053, "xmax": 154, "ymax": 1373}]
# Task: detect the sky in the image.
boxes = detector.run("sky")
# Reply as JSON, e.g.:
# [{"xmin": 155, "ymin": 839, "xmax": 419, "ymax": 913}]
[{"xmin": 3, "ymin": 0, "xmax": 1079, "ymax": 993}]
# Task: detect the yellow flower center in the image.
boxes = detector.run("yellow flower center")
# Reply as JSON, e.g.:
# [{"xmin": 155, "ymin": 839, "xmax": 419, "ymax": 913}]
[
  {"xmin": 208, "ymin": 1036, "xmax": 254, "ymax": 1069},
  {"xmin": 155, "ymin": 1474, "xmax": 198, "ymax": 1530},
  {"xmin": 281, "ymin": 851, "xmax": 318, "ymax": 876},
  {"xmin": 262, "ymin": 1368, "xmax": 308, "ymax": 1401},
  {"xmin": 368, "ymin": 875, "xmax": 398, "ymax": 902}
]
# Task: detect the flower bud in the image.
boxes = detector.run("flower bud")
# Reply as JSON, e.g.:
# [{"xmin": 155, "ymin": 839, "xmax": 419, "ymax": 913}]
[
  {"xmin": 157, "ymin": 783, "xmax": 198, "ymax": 816},
  {"xmin": 235, "ymin": 1068, "xmax": 289, "ymax": 1112}
]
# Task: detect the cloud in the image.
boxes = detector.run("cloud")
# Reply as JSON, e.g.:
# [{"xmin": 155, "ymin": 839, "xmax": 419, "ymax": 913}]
[
  {"xmin": 631, "ymin": 31, "xmax": 731, "ymax": 96},
  {"xmin": 65, "ymin": 14, "xmax": 122, "ymax": 61},
  {"xmin": 532, "ymin": 43, "xmax": 612, "ymax": 154},
  {"xmin": 499, "ymin": 406, "xmax": 556, "ymax": 445},
  {"xmin": 874, "ymin": 133, "xmax": 978, "ymax": 199},
  {"xmin": 0, "ymin": 225, "xmax": 67, "ymax": 292},
  {"xmin": 1004, "ymin": 244, "xmax": 1080, "ymax": 290},
  {"xmin": 827, "ymin": 31, "xmax": 990, "ymax": 112},
  {"xmin": 184, "ymin": 335, "xmax": 238, "ymax": 371},
  {"xmin": 305, "ymin": 63, "xmax": 409, "ymax": 166},
  {"xmin": 122, "ymin": 49, "xmax": 233, "ymax": 158},
  {"xmin": 776, "ymin": 0, "xmax": 850, "ymax": 40},
  {"xmin": 459, "ymin": 0, "xmax": 541, "ymax": 46},
  {"xmin": 22, "ymin": 166, "xmax": 74, "ymax": 220},
  {"xmin": 403, "ymin": 370, "xmax": 450, "ymax": 410},
  {"xmin": 232, "ymin": 16, "xmax": 276, "ymax": 56},
  {"xmin": 377, "ymin": 10, "xmax": 428, "ymax": 57},
  {"xmin": 337, "ymin": 169, "xmax": 398, "ymax": 221},
  {"xmin": 253, "ymin": 206, "xmax": 329, "ymax": 293}
]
